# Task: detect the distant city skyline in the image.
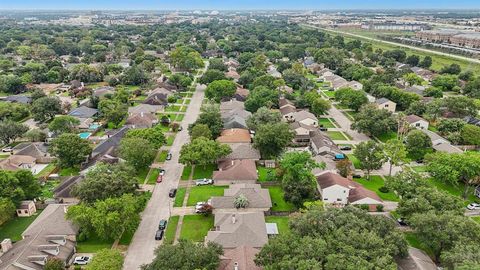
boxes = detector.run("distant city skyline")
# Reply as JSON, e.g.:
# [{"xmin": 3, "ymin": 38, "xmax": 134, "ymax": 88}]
[{"xmin": 1, "ymin": 0, "xmax": 480, "ymax": 10}]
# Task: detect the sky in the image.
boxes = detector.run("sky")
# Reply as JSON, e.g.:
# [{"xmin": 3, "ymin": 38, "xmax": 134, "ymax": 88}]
[{"xmin": 1, "ymin": 0, "xmax": 480, "ymax": 10}]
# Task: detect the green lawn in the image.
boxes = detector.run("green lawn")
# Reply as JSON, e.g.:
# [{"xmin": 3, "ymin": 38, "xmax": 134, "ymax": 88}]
[
  {"xmin": 41, "ymin": 180, "xmax": 59, "ymax": 199},
  {"xmin": 36, "ymin": 163, "xmax": 57, "ymax": 178},
  {"xmin": 472, "ymin": 216, "xmax": 480, "ymax": 224},
  {"xmin": 184, "ymin": 99, "xmax": 191, "ymax": 105},
  {"xmin": 176, "ymin": 114, "xmax": 185, "ymax": 122},
  {"xmin": 187, "ymin": 186, "xmax": 227, "ymax": 206},
  {"xmin": 58, "ymin": 167, "xmax": 80, "ymax": 176},
  {"xmin": 146, "ymin": 168, "xmax": 160, "ymax": 184},
  {"xmin": 181, "ymin": 165, "xmax": 192, "ymax": 180},
  {"xmin": 265, "ymin": 216, "xmax": 290, "ymax": 234},
  {"xmin": 180, "ymin": 106, "xmax": 187, "ymax": 112},
  {"xmin": 323, "ymin": 90, "xmax": 336, "ymax": 98},
  {"xmin": 326, "ymin": 131, "xmax": 348, "ymax": 140},
  {"xmin": 119, "ymin": 230, "xmax": 135, "ymax": 245},
  {"xmin": 404, "ymin": 232, "xmax": 434, "ymax": 258},
  {"xmin": 354, "ymin": 176, "xmax": 399, "ymax": 202},
  {"xmin": 376, "ymin": 131, "xmax": 398, "ymax": 143},
  {"xmin": 156, "ymin": 151, "xmax": 168, "ymax": 163},
  {"xmin": 174, "ymin": 188, "xmax": 187, "ymax": 207},
  {"xmin": 165, "ymin": 105, "xmax": 181, "ymax": 112},
  {"xmin": 192, "ymin": 164, "xmax": 216, "ymax": 179},
  {"xmin": 76, "ymin": 235, "xmax": 114, "ymax": 253},
  {"xmin": 347, "ymin": 154, "xmax": 362, "ymax": 169},
  {"xmin": 318, "ymin": 118, "xmax": 336, "ymax": 128},
  {"xmin": 180, "ymin": 215, "xmax": 214, "ymax": 242},
  {"xmin": 412, "ymin": 165, "xmax": 427, "ymax": 173},
  {"xmin": 258, "ymin": 166, "xmax": 277, "ymax": 182},
  {"xmin": 166, "ymin": 135, "xmax": 175, "ymax": 146},
  {"xmin": 268, "ymin": 186, "xmax": 296, "ymax": 212},
  {"xmin": 136, "ymin": 167, "xmax": 149, "ymax": 183},
  {"xmin": 427, "ymin": 178, "xmax": 477, "ymax": 203},
  {"xmin": 0, "ymin": 210, "xmax": 43, "ymax": 241},
  {"xmin": 164, "ymin": 216, "xmax": 180, "ymax": 245}
]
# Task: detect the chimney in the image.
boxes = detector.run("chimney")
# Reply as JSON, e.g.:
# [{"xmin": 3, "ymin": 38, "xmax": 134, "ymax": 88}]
[
  {"xmin": 231, "ymin": 214, "xmax": 236, "ymax": 224},
  {"xmin": 234, "ymin": 262, "xmax": 239, "ymax": 270}
]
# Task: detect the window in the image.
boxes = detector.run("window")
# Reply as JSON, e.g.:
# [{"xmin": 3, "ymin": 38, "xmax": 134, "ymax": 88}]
[
  {"xmin": 337, "ymin": 198, "xmax": 342, "ymax": 201},
  {"xmin": 385, "ymin": 104, "xmax": 389, "ymax": 108},
  {"xmin": 323, "ymin": 198, "xmax": 328, "ymax": 201}
]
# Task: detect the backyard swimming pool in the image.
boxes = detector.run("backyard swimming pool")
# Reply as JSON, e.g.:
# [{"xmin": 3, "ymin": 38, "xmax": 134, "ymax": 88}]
[
  {"xmin": 78, "ymin": 132, "xmax": 92, "ymax": 139},
  {"xmin": 89, "ymin": 124, "xmax": 101, "ymax": 130}
]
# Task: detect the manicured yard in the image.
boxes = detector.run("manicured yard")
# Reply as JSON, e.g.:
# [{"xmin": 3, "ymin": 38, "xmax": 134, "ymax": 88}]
[
  {"xmin": 156, "ymin": 150, "xmax": 168, "ymax": 163},
  {"xmin": 187, "ymin": 185, "xmax": 227, "ymax": 206},
  {"xmin": 136, "ymin": 167, "xmax": 149, "ymax": 183},
  {"xmin": 181, "ymin": 165, "xmax": 192, "ymax": 180},
  {"xmin": 174, "ymin": 188, "xmax": 187, "ymax": 207},
  {"xmin": 265, "ymin": 216, "xmax": 290, "ymax": 234},
  {"xmin": 192, "ymin": 164, "xmax": 216, "ymax": 179},
  {"xmin": 354, "ymin": 175, "xmax": 399, "ymax": 202},
  {"xmin": 119, "ymin": 230, "xmax": 135, "ymax": 245},
  {"xmin": 376, "ymin": 131, "xmax": 398, "ymax": 143},
  {"xmin": 184, "ymin": 99, "xmax": 191, "ymax": 105},
  {"xmin": 347, "ymin": 154, "xmax": 362, "ymax": 169},
  {"xmin": 427, "ymin": 178, "xmax": 477, "ymax": 203},
  {"xmin": 58, "ymin": 167, "xmax": 80, "ymax": 176},
  {"xmin": 472, "ymin": 216, "xmax": 480, "ymax": 224},
  {"xmin": 164, "ymin": 216, "xmax": 180, "ymax": 245},
  {"xmin": 76, "ymin": 235, "xmax": 114, "ymax": 253},
  {"xmin": 411, "ymin": 165, "xmax": 427, "ymax": 173},
  {"xmin": 180, "ymin": 215, "xmax": 214, "ymax": 242},
  {"xmin": 165, "ymin": 105, "xmax": 181, "ymax": 112},
  {"xmin": 166, "ymin": 135, "xmax": 175, "ymax": 146},
  {"xmin": 175, "ymin": 114, "xmax": 185, "ymax": 121},
  {"xmin": 268, "ymin": 186, "xmax": 295, "ymax": 212},
  {"xmin": 258, "ymin": 166, "xmax": 277, "ymax": 182},
  {"xmin": 0, "ymin": 210, "xmax": 43, "ymax": 241},
  {"xmin": 318, "ymin": 118, "xmax": 336, "ymax": 128},
  {"xmin": 180, "ymin": 106, "xmax": 187, "ymax": 112},
  {"xmin": 404, "ymin": 232, "xmax": 434, "ymax": 258},
  {"xmin": 326, "ymin": 131, "xmax": 348, "ymax": 140},
  {"xmin": 41, "ymin": 180, "xmax": 59, "ymax": 199},
  {"xmin": 323, "ymin": 90, "xmax": 335, "ymax": 98},
  {"xmin": 146, "ymin": 168, "xmax": 160, "ymax": 184}
]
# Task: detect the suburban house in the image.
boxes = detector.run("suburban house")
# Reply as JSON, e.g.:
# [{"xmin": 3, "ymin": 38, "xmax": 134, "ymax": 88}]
[
  {"xmin": 290, "ymin": 121, "xmax": 317, "ymax": 146},
  {"xmin": 54, "ymin": 175, "xmax": 83, "ymax": 204},
  {"xmin": 217, "ymin": 129, "xmax": 252, "ymax": 144},
  {"xmin": 226, "ymin": 70, "xmax": 241, "ymax": 81},
  {"xmin": 89, "ymin": 126, "xmax": 129, "ymax": 162},
  {"xmin": 267, "ymin": 65, "xmax": 282, "ymax": 78},
  {"xmin": 220, "ymin": 100, "xmax": 245, "ymax": 114},
  {"xmin": 234, "ymin": 87, "xmax": 249, "ymax": 101},
  {"xmin": 420, "ymin": 129, "xmax": 463, "ymax": 153},
  {"xmin": 68, "ymin": 106, "xmax": 99, "ymax": 119},
  {"xmin": 210, "ymin": 184, "xmax": 272, "ymax": 213},
  {"xmin": 348, "ymin": 80, "xmax": 363, "ymax": 90},
  {"xmin": 143, "ymin": 88, "xmax": 172, "ymax": 106},
  {"xmin": 12, "ymin": 142, "xmax": 53, "ymax": 164},
  {"xmin": 213, "ymin": 159, "xmax": 258, "ymax": 186},
  {"xmin": 126, "ymin": 113, "xmax": 158, "ymax": 129},
  {"xmin": 0, "ymin": 155, "xmax": 36, "ymax": 172},
  {"xmin": 279, "ymin": 98, "xmax": 297, "ymax": 121},
  {"xmin": 375, "ymin": 98, "xmax": 396, "ymax": 113},
  {"xmin": 217, "ymin": 245, "xmax": 262, "ymax": 270},
  {"xmin": 222, "ymin": 143, "xmax": 261, "ymax": 161},
  {"xmin": 405, "ymin": 115, "xmax": 429, "ymax": 130},
  {"xmin": 223, "ymin": 115, "xmax": 249, "ymax": 130},
  {"xmin": 205, "ymin": 212, "xmax": 268, "ymax": 249},
  {"xmin": 0, "ymin": 204, "xmax": 78, "ymax": 270},
  {"xmin": 310, "ymin": 130, "xmax": 341, "ymax": 156},
  {"xmin": 128, "ymin": 103, "xmax": 163, "ymax": 115},
  {"xmin": 316, "ymin": 172, "xmax": 383, "ymax": 211},
  {"xmin": 411, "ymin": 67, "xmax": 435, "ymax": 81},
  {"xmin": 291, "ymin": 110, "xmax": 318, "ymax": 127},
  {"xmin": 464, "ymin": 116, "xmax": 480, "ymax": 127},
  {"xmin": 16, "ymin": 201, "xmax": 37, "ymax": 217},
  {"xmin": 92, "ymin": 86, "xmax": 115, "ymax": 98},
  {"xmin": 1, "ymin": 95, "xmax": 32, "ymax": 104}
]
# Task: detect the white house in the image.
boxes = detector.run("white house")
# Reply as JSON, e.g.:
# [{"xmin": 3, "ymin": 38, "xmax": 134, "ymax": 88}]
[
  {"xmin": 292, "ymin": 110, "xmax": 318, "ymax": 127},
  {"xmin": 375, "ymin": 98, "xmax": 396, "ymax": 113},
  {"xmin": 405, "ymin": 115, "xmax": 429, "ymax": 130}
]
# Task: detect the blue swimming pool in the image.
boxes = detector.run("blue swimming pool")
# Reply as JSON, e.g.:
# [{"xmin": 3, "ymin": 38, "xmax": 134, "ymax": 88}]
[
  {"xmin": 78, "ymin": 132, "xmax": 92, "ymax": 139},
  {"xmin": 89, "ymin": 124, "xmax": 101, "ymax": 130}
]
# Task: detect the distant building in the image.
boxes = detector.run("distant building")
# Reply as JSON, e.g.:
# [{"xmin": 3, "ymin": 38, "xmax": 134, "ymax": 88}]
[
  {"xmin": 405, "ymin": 115, "xmax": 429, "ymax": 130},
  {"xmin": 375, "ymin": 98, "xmax": 396, "ymax": 113},
  {"xmin": 16, "ymin": 201, "xmax": 37, "ymax": 217}
]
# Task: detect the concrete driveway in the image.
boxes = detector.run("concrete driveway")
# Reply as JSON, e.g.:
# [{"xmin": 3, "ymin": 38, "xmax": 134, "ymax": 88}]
[{"xmin": 122, "ymin": 82, "xmax": 206, "ymax": 270}]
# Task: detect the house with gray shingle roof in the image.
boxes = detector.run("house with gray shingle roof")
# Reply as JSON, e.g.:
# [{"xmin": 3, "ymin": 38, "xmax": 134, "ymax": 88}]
[
  {"xmin": 210, "ymin": 184, "xmax": 272, "ymax": 213},
  {"xmin": 68, "ymin": 106, "xmax": 99, "ymax": 119}
]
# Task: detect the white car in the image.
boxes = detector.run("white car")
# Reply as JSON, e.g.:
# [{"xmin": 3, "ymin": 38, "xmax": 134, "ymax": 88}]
[
  {"xmin": 159, "ymin": 169, "xmax": 165, "ymax": 176},
  {"xmin": 195, "ymin": 202, "xmax": 206, "ymax": 209},
  {"xmin": 195, "ymin": 178, "xmax": 213, "ymax": 186},
  {"xmin": 73, "ymin": 256, "xmax": 91, "ymax": 265},
  {"xmin": 467, "ymin": 203, "xmax": 480, "ymax": 210},
  {"xmin": 2, "ymin": 147, "xmax": 12, "ymax": 152}
]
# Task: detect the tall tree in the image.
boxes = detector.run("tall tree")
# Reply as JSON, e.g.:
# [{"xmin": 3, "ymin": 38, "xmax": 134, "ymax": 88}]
[
  {"xmin": 353, "ymin": 141, "xmax": 385, "ymax": 180},
  {"xmin": 205, "ymin": 79, "xmax": 236, "ymax": 102},
  {"xmin": 119, "ymin": 137, "xmax": 156, "ymax": 171},
  {"xmin": 193, "ymin": 104, "xmax": 223, "ymax": 138},
  {"xmin": 48, "ymin": 115, "xmax": 80, "ymax": 135},
  {"xmin": 405, "ymin": 130, "xmax": 432, "ymax": 161},
  {"xmin": 0, "ymin": 120, "xmax": 28, "ymax": 145},
  {"xmin": 351, "ymin": 104, "xmax": 397, "ymax": 137},
  {"xmin": 85, "ymin": 248, "xmax": 124, "ymax": 270},
  {"xmin": 31, "ymin": 96, "xmax": 62, "ymax": 122},
  {"xmin": 246, "ymin": 106, "xmax": 281, "ymax": 131},
  {"xmin": 125, "ymin": 125, "xmax": 166, "ymax": 149},
  {"xmin": 49, "ymin": 133, "xmax": 92, "ymax": 168},
  {"xmin": 179, "ymin": 137, "xmax": 231, "ymax": 168},
  {"xmin": 253, "ymin": 122, "xmax": 294, "ymax": 159},
  {"xmin": 99, "ymin": 99, "xmax": 128, "ymax": 128},
  {"xmin": 383, "ymin": 139, "xmax": 407, "ymax": 176}
]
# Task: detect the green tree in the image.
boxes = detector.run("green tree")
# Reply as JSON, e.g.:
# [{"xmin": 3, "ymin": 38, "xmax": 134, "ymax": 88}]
[
  {"xmin": 0, "ymin": 120, "xmax": 28, "ymax": 145},
  {"xmin": 72, "ymin": 163, "xmax": 137, "ymax": 204},
  {"xmin": 48, "ymin": 115, "xmax": 80, "ymax": 135},
  {"xmin": 199, "ymin": 69, "xmax": 227, "ymax": 85},
  {"xmin": 253, "ymin": 122, "xmax": 294, "ymax": 159},
  {"xmin": 431, "ymin": 74, "xmax": 460, "ymax": 92},
  {"xmin": 353, "ymin": 141, "xmax": 385, "ymax": 180},
  {"xmin": 193, "ymin": 104, "xmax": 223, "ymax": 138},
  {"xmin": 70, "ymin": 64, "xmax": 103, "ymax": 82},
  {"xmin": 351, "ymin": 104, "xmax": 397, "ymax": 137},
  {"xmin": 405, "ymin": 130, "xmax": 432, "ymax": 160},
  {"xmin": 125, "ymin": 125, "xmax": 166, "ymax": 148},
  {"xmin": 442, "ymin": 96, "xmax": 478, "ymax": 118},
  {"xmin": 205, "ymin": 79, "xmax": 236, "ymax": 102},
  {"xmin": 99, "ymin": 99, "xmax": 128, "ymax": 128},
  {"xmin": 170, "ymin": 46, "xmax": 203, "ymax": 71},
  {"xmin": 119, "ymin": 137, "xmax": 156, "ymax": 171},
  {"xmin": 463, "ymin": 77, "xmax": 480, "ymax": 98},
  {"xmin": 314, "ymin": 47, "xmax": 345, "ymax": 70},
  {"xmin": 246, "ymin": 106, "xmax": 281, "ymax": 131},
  {"xmin": 310, "ymin": 98, "xmax": 331, "ymax": 117},
  {"xmin": 461, "ymin": 124, "xmax": 480, "ymax": 145},
  {"xmin": 244, "ymin": 86, "xmax": 279, "ymax": 113},
  {"xmin": 383, "ymin": 139, "xmax": 407, "ymax": 176},
  {"xmin": 0, "ymin": 198, "xmax": 15, "ymax": 226},
  {"xmin": 385, "ymin": 171, "xmax": 430, "ymax": 199},
  {"xmin": 402, "ymin": 72, "xmax": 424, "ymax": 86},
  {"xmin": 0, "ymin": 74, "xmax": 26, "ymax": 93},
  {"xmin": 189, "ymin": 124, "xmax": 212, "ymax": 140},
  {"xmin": 44, "ymin": 257, "xmax": 64, "ymax": 270},
  {"xmin": 49, "ymin": 133, "xmax": 92, "ymax": 168},
  {"xmin": 334, "ymin": 87, "xmax": 368, "ymax": 112},
  {"xmin": 31, "ymin": 96, "xmax": 62, "ymax": 122},
  {"xmin": 0, "ymin": 170, "xmax": 41, "ymax": 205},
  {"xmin": 179, "ymin": 137, "xmax": 231, "ymax": 168},
  {"xmin": 86, "ymin": 248, "xmax": 124, "ymax": 270},
  {"xmin": 279, "ymin": 151, "xmax": 324, "ymax": 207},
  {"xmin": 419, "ymin": 56, "xmax": 433, "ymax": 68},
  {"xmin": 142, "ymin": 239, "xmax": 223, "ymax": 270}
]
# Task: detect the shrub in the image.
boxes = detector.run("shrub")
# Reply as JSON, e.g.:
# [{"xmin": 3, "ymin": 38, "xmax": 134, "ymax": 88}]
[
  {"xmin": 378, "ymin": 186, "xmax": 390, "ymax": 193},
  {"xmin": 376, "ymin": 204, "xmax": 384, "ymax": 212}
]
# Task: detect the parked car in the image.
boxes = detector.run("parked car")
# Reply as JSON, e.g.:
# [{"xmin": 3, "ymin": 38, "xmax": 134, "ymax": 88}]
[
  {"xmin": 73, "ymin": 256, "xmax": 91, "ymax": 265},
  {"xmin": 319, "ymin": 127, "xmax": 328, "ymax": 131},
  {"xmin": 158, "ymin": 219, "xmax": 167, "ymax": 230},
  {"xmin": 195, "ymin": 178, "xmax": 213, "ymax": 186},
  {"xmin": 166, "ymin": 152, "xmax": 172, "ymax": 160},
  {"xmin": 352, "ymin": 174, "xmax": 361, "ymax": 179},
  {"xmin": 1, "ymin": 147, "xmax": 12, "ymax": 152},
  {"xmin": 339, "ymin": 145, "xmax": 352, "ymax": 151},
  {"xmin": 397, "ymin": 218, "xmax": 408, "ymax": 226},
  {"xmin": 155, "ymin": 229, "xmax": 164, "ymax": 240},
  {"xmin": 467, "ymin": 203, "xmax": 480, "ymax": 210},
  {"xmin": 159, "ymin": 169, "xmax": 165, "ymax": 176},
  {"xmin": 156, "ymin": 175, "xmax": 163, "ymax": 183},
  {"xmin": 195, "ymin": 202, "xmax": 210, "ymax": 213},
  {"xmin": 178, "ymin": 126, "xmax": 183, "ymax": 131},
  {"xmin": 168, "ymin": 188, "xmax": 177, "ymax": 198}
]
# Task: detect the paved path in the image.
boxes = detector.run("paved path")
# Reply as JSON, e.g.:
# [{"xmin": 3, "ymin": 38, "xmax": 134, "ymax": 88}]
[
  {"xmin": 326, "ymin": 105, "xmax": 370, "ymax": 144},
  {"xmin": 123, "ymin": 83, "xmax": 206, "ymax": 270}
]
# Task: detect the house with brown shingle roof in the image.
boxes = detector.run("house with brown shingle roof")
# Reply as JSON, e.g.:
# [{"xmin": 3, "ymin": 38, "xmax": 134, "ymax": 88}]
[
  {"xmin": 126, "ymin": 113, "xmax": 158, "ymax": 129},
  {"xmin": 405, "ymin": 115, "xmax": 429, "ymax": 130},
  {"xmin": 234, "ymin": 87, "xmax": 249, "ymax": 101},
  {"xmin": 222, "ymin": 143, "xmax": 261, "ymax": 161},
  {"xmin": 213, "ymin": 159, "xmax": 258, "ymax": 186},
  {"xmin": 205, "ymin": 212, "xmax": 268, "ymax": 249},
  {"xmin": 316, "ymin": 172, "xmax": 382, "ymax": 211},
  {"xmin": 217, "ymin": 129, "xmax": 252, "ymax": 144},
  {"xmin": 220, "ymin": 100, "xmax": 245, "ymax": 114},
  {"xmin": 0, "ymin": 155, "xmax": 36, "ymax": 172},
  {"xmin": 210, "ymin": 184, "xmax": 272, "ymax": 213}
]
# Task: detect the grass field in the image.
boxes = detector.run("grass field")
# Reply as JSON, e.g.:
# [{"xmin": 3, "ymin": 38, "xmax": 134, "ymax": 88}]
[
  {"xmin": 265, "ymin": 216, "xmax": 291, "ymax": 234},
  {"xmin": 347, "ymin": 154, "xmax": 362, "ymax": 169},
  {"xmin": 0, "ymin": 210, "xmax": 43, "ymax": 241},
  {"xmin": 36, "ymin": 163, "xmax": 56, "ymax": 178},
  {"xmin": 174, "ymin": 188, "xmax": 187, "ymax": 207},
  {"xmin": 180, "ymin": 215, "xmax": 214, "ymax": 242},
  {"xmin": 376, "ymin": 131, "xmax": 398, "ymax": 143},
  {"xmin": 76, "ymin": 234, "xmax": 114, "ymax": 253},
  {"xmin": 164, "ymin": 216, "xmax": 180, "ymax": 245},
  {"xmin": 146, "ymin": 168, "xmax": 160, "ymax": 184},
  {"xmin": 119, "ymin": 230, "xmax": 135, "ymax": 246},
  {"xmin": 176, "ymin": 114, "xmax": 185, "ymax": 121},
  {"xmin": 258, "ymin": 166, "xmax": 277, "ymax": 182},
  {"xmin": 192, "ymin": 164, "xmax": 216, "ymax": 179},
  {"xmin": 354, "ymin": 175, "xmax": 400, "ymax": 202},
  {"xmin": 165, "ymin": 105, "xmax": 181, "ymax": 112},
  {"xmin": 187, "ymin": 186, "xmax": 226, "ymax": 206},
  {"xmin": 427, "ymin": 178, "xmax": 477, "ymax": 203},
  {"xmin": 268, "ymin": 186, "xmax": 296, "ymax": 212},
  {"xmin": 181, "ymin": 165, "xmax": 192, "ymax": 180},
  {"xmin": 404, "ymin": 232, "xmax": 434, "ymax": 258},
  {"xmin": 166, "ymin": 135, "xmax": 175, "ymax": 146},
  {"xmin": 58, "ymin": 167, "xmax": 80, "ymax": 176},
  {"xmin": 319, "ymin": 118, "xmax": 336, "ymax": 128},
  {"xmin": 156, "ymin": 150, "xmax": 168, "ymax": 163},
  {"xmin": 326, "ymin": 131, "xmax": 349, "ymax": 140},
  {"xmin": 136, "ymin": 167, "xmax": 149, "ymax": 183}
]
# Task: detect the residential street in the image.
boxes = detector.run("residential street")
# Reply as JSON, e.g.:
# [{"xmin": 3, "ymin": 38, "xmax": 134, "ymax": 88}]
[
  {"xmin": 123, "ymin": 82, "xmax": 206, "ymax": 270},
  {"xmin": 326, "ymin": 105, "xmax": 370, "ymax": 144}
]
